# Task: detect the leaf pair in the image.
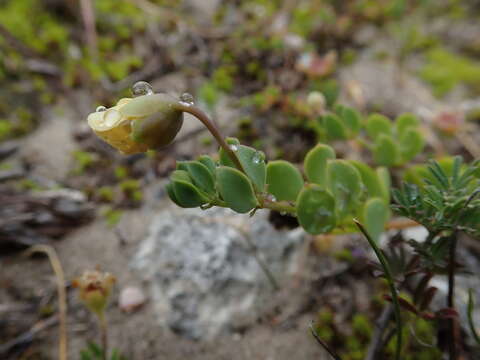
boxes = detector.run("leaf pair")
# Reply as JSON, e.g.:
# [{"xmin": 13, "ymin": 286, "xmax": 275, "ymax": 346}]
[
  {"xmin": 319, "ymin": 104, "xmax": 362, "ymax": 141},
  {"xmin": 367, "ymin": 113, "xmax": 424, "ymax": 166}
]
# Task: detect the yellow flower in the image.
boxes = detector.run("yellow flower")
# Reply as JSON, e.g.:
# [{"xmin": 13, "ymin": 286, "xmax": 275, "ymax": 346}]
[
  {"xmin": 72, "ymin": 270, "xmax": 116, "ymax": 316},
  {"xmin": 87, "ymin": 94, "xmax": 183, "ymax": 154}
]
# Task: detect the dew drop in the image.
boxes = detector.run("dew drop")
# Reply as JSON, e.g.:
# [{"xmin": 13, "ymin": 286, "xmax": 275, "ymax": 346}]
[
  {"xmin": 252, "ymin": 151, "xmax": 265, "ymax": 164},
  {"xmin": 179, "ymin": 92, "xmax": 195, "ymax": 106},
  {"xmin": 267, "ymin": 194, "xmax": 277, "ymax": 202},
  {"xmin": 230, "ymin": 144, "xmax": 238, "ymax": 151},
  {"xmin": 96, "ymin": 105, "xmax": 107, "ymax": 112},
  {"xmin": 131, "ymin": 81, "xmax": 153, "ymax": 97}
]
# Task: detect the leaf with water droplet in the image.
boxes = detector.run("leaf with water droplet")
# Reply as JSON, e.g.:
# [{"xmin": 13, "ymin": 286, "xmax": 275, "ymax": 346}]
[
  {"xmin": 363, "ymin": 197, "xmax": 389, "ymax": 243},
  {"xmin": 266, "ymin": 160, "xmax": 304, "ymax": 201},
  {"xmin": 219, "ymin": 138, "xmax": 266, "ymax": 192},
  {"xmin": 219, "ymin": 137, "xmax": 241, "ymax": 167},
  {"xmin": 327, "ymin": 160, "xmax": 362, "ymax": 219},
  {"xmin": 296, "ymin": 184, "xmax": 336, "ymax": 234},
  {"xmin": 216, "ymin": 166, "xmax": 258, "ymax": 213},
  {"xmin": 304, "ymin": 144, "xmax": 336, "ymax": 187},
  {"xmin": 176, "ymin": 160, "xmax": 216, "ymax": 195}
]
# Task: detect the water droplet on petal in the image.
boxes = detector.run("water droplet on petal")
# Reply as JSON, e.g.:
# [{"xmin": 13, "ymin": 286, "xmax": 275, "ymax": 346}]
[
  {"xmin": 267, "ymin": 194, "xmax": 276, "ymax": 202},
  {"xmin": 230, "ymin": 144, "xmax": 238, "ymax": 151},
  {"xmin": 104, "ymin": 109, "xmax": 121, "ymax": 127},
  {"xmin": 179, "ymin": 92, "xmax": 195, "ymax": 106},
  {"xmin": 131, "ymin": 81, "xmax": 153, "ymax": 97},
  {"xmin": 96, "ymin": 105, "xmax": 107, "ymax": 112}
]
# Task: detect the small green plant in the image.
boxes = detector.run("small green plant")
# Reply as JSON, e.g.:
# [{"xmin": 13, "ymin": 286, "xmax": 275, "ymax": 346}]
[{"xmin": 87, "ymin": 81, "xmax": 480, "ymax": 360}]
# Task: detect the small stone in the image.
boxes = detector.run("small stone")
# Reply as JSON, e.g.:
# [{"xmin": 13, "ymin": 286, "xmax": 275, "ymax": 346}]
[{"xmin": 119, "ymin": 286, "xmax": 146, "ymax": 313}]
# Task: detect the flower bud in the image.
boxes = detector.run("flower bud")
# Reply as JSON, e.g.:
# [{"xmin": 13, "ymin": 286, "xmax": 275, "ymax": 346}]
[
  {"xmin": 72, "ymin": 270, "xmax": 116, "ymax": 316},
  {"xmin": 87, "ymin": 94, "xmax": 183, "ymax": 154},
  {"xmin": 307, "ymin": 91, "xmax": 326, "ymax": 115}
]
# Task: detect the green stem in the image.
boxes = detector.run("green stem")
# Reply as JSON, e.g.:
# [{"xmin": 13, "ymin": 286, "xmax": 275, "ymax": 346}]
[
  {"xmin": 467, "ymin": 289, "xmax": 480, "ymax": 345},
  {"xmin": 98, "ymin": 313, "xmax": 108, "ymax": 360},
  {"xmin": 354, "ymin": 219, "xmax": 402, "ymax": 360},
  {"xmin": 447, "ymin": 234, "xmax": 458, "ymax": 360},
  {"xmin": 174, "ymin": 103, "xmax": 245, "ymax": 172}
]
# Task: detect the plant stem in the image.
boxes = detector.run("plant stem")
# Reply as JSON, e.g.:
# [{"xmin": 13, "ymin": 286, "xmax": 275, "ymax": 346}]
[
  {"xmin": 467, "ymin": 289, "xmax": 480, "ymax": 345},
  {"xmin": 174, "ymin": 103, "xmax": 244, "ymax": 172},
  {"xmin": 365, "ymin": 304, "xmax": 394, "ymax": 360},
  {"xmin": 26, "ymin": 245, "xmax": 67, "ymax": 360},
  {"xmin": 447, "ymin": 234, "xmax": 458, "ymax": 360},
  {"xmin": 310, "ymin": 323, "xmax": 343, "ymax": 360},
  {"xmin": 354, "ymin": 220, "xmax": 402, "ymax": 360},
  {"xmin": 98, "ymin": 313, "xmax": 108, "ymax": 360}
]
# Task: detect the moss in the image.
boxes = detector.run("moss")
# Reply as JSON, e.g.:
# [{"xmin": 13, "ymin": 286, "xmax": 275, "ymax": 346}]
[
  {"xmin": 199, "ymin": 82, "xmax": 220, "ymax": 109},
  {"xmin": 212, "ymin": 66, "xmax": 236, "ymax": 92},
  {"xmin": 98, "ymin": 186, "xmax": 115, "ymax": 202},
  {"xmin": 102, "ymin": 207, "xmax": 123, "ymax": 227},
  {"xmin": 72, "ymin": 151, "xmax": 96, "ymax": 174},
  {"xmin": 114, "ymin": 166, "xmax": 128, "ymax": 180},
  {"xmin": 352, "ymin": 314, "xmax": 373, "ymax": 340},
  {"xmin": 420, "ymin": 47, "xmax": 480, "ymax": 97}
]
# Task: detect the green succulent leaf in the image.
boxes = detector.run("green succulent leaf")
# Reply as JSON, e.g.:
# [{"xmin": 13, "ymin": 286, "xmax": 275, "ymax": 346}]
[
  {"xmin": 216, "ymin": 166, "xmax": 258, "ymax": 213},
  {"xmin": 177, "ymin": 161, "xmax": 216, "ymax": 195},
  {"xmin": 396, "ymin": 113, "xmax": 420, "ymax": 136},
  {"xmin": 376, "ymin": 167, "xmax": 392, "ymax": 203},
  {"xmin": 266, "ymin": 160, "xmax": 304, "ymax": 201},
  {"xmin": 366, "ymin": 113, "xmax": 392, "ymax": 140},
  {"xmin": 399, "ymin": 128, "xmax": 425, "ymax": 162},
  {"xmin": 349, "ymin": 160, "xmax": 384, "ymax": 199},
  {"xmin": 296, "ymin": 185, "xmax": 336, "ymax": 235},
  {"xmin": 235, "ymin": 146, "xmax": 266, "ymax": 192},
  {"xmin": 219, "ymin": 137, "xmax": 241, "ymax": 167},
  {"xmin": 304, "ymin": 144, "xmax": 336, "ymax": 187},
  {"xmin": 339, "ymin": 105, "xmax": 362, "ymax": 135},
  {"xmin": 170, "ymin": 169, "xmax": 192, "ymax": 182},
  {"xmin": 197, "ymin": 155, "xmax": 217, "ymax": 176},
  {"xmin": 323, "ymin": 113, "xmax": 349, "ymax": 140},
  {"xmin": 170, "ymin": 179, "xmax": 210, "ymax": 208},
  {"xmin": 327, "ymin": 160, "xmax": 363, "ymax": 218},
  {"xmin": 166, "ymin": 182, "xmax": 182, "ymax": 207},
  {"xmin": 373, "ymin": 134, "xmax": 400, "ymax": 167},
  {"xmin": 218, "ymin": 138, "xmax": 266, "ymax": 192},
  {"xmin": 363, "ymin": 197, "xmax": 389, "ymax": 242}
]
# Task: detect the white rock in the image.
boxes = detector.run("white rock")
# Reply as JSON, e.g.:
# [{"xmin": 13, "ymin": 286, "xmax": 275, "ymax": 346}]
[
  {"xmin": 130, "ymin": 206, "xmax": 305, "ymax": 339},
  {"xmin": 119, "ymin": 286, "xmax": 146, "ymax": 313}
]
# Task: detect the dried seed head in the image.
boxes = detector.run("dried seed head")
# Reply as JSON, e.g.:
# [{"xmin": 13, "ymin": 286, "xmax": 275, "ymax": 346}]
[{"xmin": 72, "ymin": 270, "xmax": 116, "ymax": 316}]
